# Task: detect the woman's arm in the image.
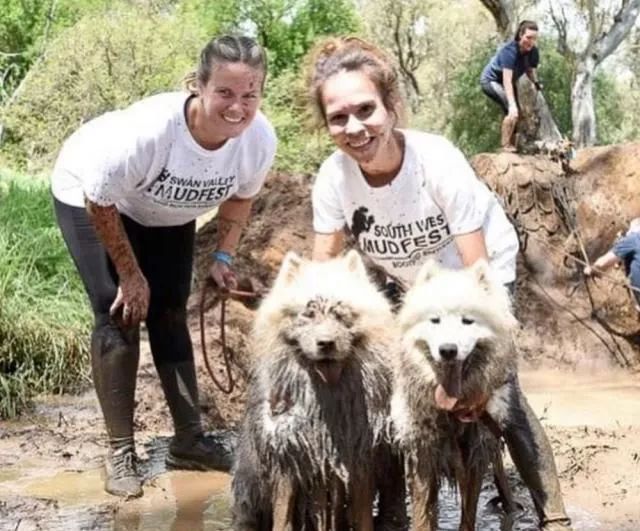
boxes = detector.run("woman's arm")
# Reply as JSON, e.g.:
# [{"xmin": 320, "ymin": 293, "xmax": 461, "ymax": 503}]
[
  {"xmin": 86, "ymin": 200, "xmax": 149, "ymax": 325},
  {"xmin": 313, "ymin": 231, "xmax": 345, "ymax": 261},
  {"xmin": 454, "ymin": 229, "xmax": 489, "ymax": 266},
  {"xmin": 502, "ymin": 69, "xmax": 518, "ymax": 116},
  {"xmin": 215, "ymin": 196, "xmax": 253, "ymax": 254},
  {"xmin": 584, "ymin": 250, "xmax": 621, "ymax": 276},
  {"xmin": 209, "ymin": 196, "xmax": 254, "ymax": 288}
]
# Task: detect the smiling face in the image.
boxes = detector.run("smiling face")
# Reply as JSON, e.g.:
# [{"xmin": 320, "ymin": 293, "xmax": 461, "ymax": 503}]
[
  {"xmin": 320, "ymin": 69, "xmax": 397, "ymax": 168},
  {"xmin": 519, "ymin": 28, "xmax": 538, "ymax": 53},
  {"xmin": 194, "ymin": 61, "xmax": 263, "ymax": 147}
]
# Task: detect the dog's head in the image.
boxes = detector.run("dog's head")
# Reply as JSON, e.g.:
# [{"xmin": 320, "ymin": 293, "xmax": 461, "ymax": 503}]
[
  {"xmin": 398, "ymin": 260, "xmax": 517, "ymax": 404},
  {"xmin": 255, "ymin": 250, "xmax": 392, "ymax": 385}
]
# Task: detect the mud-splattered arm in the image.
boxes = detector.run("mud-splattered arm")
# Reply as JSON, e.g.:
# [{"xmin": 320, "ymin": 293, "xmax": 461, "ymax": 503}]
[
  {"xmin": 86, "ymin": 199, "xmax": 149, "ymax": 324},
  {"xmin": 208, "ymin": 196, "xmax": 254, "ymax": 289},
  {"xmin": 215, "ymin": 196, "xmax": 253, "ymax": 255}
]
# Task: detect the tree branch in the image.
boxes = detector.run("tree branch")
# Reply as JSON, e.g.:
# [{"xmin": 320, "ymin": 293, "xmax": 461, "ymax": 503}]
[
  {"xmin": 478, "ymin": 0, "xmax": 515, "ymax": 39},
  {"xmin": 591, "ymin": 0, "xmax": 640, "ymax": 64}
]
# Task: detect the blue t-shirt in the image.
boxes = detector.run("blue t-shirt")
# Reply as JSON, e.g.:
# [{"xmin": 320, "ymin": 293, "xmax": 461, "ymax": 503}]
[
  {"xmin": 613, "ymin": 233, "xmax": 640, "ymax": 301},
  {"xmin": 480, "ymin": 40, "xmax": 539, "ymax": 85}
]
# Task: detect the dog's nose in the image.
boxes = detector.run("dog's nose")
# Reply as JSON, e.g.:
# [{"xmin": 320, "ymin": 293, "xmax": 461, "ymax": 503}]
[
  {"xmin": 317, "ymin": 340, "xmax": 336, "ymax": 356},
  {"xmin": 439, "ymin": 343, "xmax": 458, "ymax": 361}
]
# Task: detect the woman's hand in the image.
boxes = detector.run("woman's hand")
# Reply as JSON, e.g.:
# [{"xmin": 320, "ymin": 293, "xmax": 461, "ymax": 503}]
[
  {"xmin": 209, "ymin": 259, "xmax": 238, "ymax": 291},
  {"xmin": 507, "ymin": 103, "xmax": 519, "ymax": 119},
  {"xmin": 110, "ymin": 269, "xmax": 150, "ymax": 326}
]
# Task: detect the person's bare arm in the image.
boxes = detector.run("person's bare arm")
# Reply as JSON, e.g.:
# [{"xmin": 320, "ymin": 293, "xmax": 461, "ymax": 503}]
[
  {"xmin": 584, "ymin": 250, "xmax": 621, "ymax": 276},
  {"xmin": 209, "ymin": 196, "xmax": 253, "ymax": 288},
  {"xmin": 454, "ymin": 229, "xmax": 489, "ymax": 266},
  {"xmin": 215, "ymin": 196, "xmax": 253, "ymax": 254},
  {"xmin": 502, "ymin": 69, "xmax": 518, "ymax": 117},
  {"xmin": 86, "ymin": 200, "xmax": 149, "ymax": 325},
  {"xmin": 313, "ymin": 231, "xmax": 345, "ymax": 261}
]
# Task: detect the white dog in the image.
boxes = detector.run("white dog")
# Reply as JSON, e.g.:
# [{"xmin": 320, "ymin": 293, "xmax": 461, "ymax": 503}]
[{"xmin": 391, "ymin": 259, "xmax": 518, "ymax": 531}]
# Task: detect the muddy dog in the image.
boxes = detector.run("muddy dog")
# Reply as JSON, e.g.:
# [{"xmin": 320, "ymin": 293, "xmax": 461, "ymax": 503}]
[
  {"xmin": 391, "ymin": 260, "xmax": 518, "ymax": 530},
  {"xmin": 231, "ymin": 250, "xmax": 407, "ymax": 531}
]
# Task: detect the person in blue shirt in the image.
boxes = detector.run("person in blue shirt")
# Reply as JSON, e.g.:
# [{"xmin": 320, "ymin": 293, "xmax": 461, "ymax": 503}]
[
  {"xmin": 481, "ymin": 20, "xmax": 542, "ymax": 152},
  {"xmin": 584, "ymin": 218, "xmax": 640, "ymax": 310}
]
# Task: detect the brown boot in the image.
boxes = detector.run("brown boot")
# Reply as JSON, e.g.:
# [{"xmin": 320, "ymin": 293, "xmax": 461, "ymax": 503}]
[
  {"xmin": 91, "ymin": 321, "xmax": 142, "ymax": 498},
  {"xmin": 104, "ymin": 441, "xmax": 143, "ymax": 498},
  {"xmin": 157, "ymin": 361, "xmax": 235, "ymax": 471},
  {"xmin": 501, "ymin": 115, "xmax": 518, "ymax": 152}
]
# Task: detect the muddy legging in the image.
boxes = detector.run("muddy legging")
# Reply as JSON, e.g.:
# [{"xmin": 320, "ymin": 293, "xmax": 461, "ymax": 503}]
[
  {"xmin": 481, "ymin": 80, "xmax": 518, "ymax": 115},
  {"xmin": 53, "ymin": 197, "xmax": 195, "ymax": 446}
]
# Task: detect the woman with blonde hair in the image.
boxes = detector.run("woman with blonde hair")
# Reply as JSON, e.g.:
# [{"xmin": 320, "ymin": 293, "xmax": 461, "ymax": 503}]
[{"xmin": 52, "ymin": 35, "xmax": 276, "ymax": 498}]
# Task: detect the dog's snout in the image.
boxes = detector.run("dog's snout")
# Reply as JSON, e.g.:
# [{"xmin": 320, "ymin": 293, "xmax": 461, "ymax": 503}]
[
  {"xmin": 439, "ymin": 343, "xmax": 458, "ymax": 361},
  {"xmin": 317, "ymin": 340, "xmax": 336, "ymax": 356}
]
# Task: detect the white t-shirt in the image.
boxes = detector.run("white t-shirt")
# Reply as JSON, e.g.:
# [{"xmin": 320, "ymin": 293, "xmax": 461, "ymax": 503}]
[
  {"xmin": 51, "ymin": 91, "xmax": 277, "ymax": 227},
  {"xmin": 312, "ymin": 130, "xmax": 518, "ymax": 285}
]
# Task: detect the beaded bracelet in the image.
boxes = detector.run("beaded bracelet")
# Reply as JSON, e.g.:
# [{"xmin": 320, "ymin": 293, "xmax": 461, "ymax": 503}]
[{"xmin": 211, "ymin": 250, "xmax": 234, "ymax": 266}]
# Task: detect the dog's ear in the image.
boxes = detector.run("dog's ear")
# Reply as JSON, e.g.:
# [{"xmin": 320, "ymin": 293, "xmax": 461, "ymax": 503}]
[
  {"xmin": 274, "ymin": 251, "xmax": 304, "ymax": 288},
  {"xmin": 470, "ymin": 259, "xmax": 493, "ymax": 292},
  {"xmin": 344, "ymin": 249, "xmax": 367, "ymax": 279},
  {"xmin": 415, "ymin": 259, "xmax": 441, "ymax": 285}
]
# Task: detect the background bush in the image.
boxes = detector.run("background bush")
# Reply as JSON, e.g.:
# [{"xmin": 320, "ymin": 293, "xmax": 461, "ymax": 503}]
[
  {"xmin": 0, "ymin": 171, "xmax": 91, "ymax": 418},
  {"xmin": 1, "ymin": 4, "xmax": 206, "ymax": 170}
]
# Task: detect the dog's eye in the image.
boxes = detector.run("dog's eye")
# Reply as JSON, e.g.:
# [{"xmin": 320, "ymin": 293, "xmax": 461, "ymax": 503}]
[
  {"xmin": 462, "ymin": 317, "xmax": 475, "ymax": 325},
  {"xmin": 429, "ymin": 317, "xmax": 440, "ymax": 324},
  {"xmin": 302, "ymin": 308, "xmax": 316, "ymax": 319}
]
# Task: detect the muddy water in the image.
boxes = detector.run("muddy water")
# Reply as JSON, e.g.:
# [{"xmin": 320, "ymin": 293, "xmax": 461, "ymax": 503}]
[
  {"xmin": 521, "ymin": 369, "xmax": 640, "ymax": 427},
  {"xmin": 3, "ymin": 370, "xmax": 636, "ymax": 530}
]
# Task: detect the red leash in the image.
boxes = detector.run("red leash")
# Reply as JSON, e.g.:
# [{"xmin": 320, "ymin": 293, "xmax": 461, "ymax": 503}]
[{"xmin": 199, "ymin": 280, "xmax": 262, "ymax": 394}]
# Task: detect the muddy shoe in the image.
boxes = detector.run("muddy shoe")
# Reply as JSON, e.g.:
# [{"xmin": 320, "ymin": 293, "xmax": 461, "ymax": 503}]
[
  {"xmin": 166, "ymin": 431, "xmax": 236, "ymax": 472},
  {"xmin": 105, "ymin": 446, "xmax": 143, "ymax": 498}
]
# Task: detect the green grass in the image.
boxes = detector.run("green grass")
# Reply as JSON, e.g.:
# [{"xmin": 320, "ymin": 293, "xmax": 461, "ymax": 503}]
[{"xmin": 0, "ymin": 170, "xmax": 91, "ymax": 418}]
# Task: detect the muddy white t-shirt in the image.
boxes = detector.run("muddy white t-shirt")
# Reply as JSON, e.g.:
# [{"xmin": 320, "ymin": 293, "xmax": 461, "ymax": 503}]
[
  {"xmin": 51, "ymin": 91, "xmax": 276, "ymax": 227},
  {"xmin": 312, "ymin": 130, "xmax": 518, "ymax": 285}
]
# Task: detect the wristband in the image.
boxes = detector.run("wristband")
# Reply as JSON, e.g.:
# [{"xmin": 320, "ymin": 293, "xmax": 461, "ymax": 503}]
[{"xmin": 211, "ymin": 250, "xmax": 233, "ymax": 266}]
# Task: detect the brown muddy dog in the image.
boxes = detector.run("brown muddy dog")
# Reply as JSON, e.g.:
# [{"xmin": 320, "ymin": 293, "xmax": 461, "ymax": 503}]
[
  {"xmin": 231, "ymin": 250, "xmax": 407, "ymax": 531},
  {"xmin": 391, "ymin": 260, "xmax": 518, "ymax": 531}
]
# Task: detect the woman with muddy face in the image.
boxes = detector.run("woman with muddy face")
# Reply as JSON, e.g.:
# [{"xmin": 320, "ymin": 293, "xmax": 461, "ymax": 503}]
[
  {"xmin": 51, "ymin": 35, "xmax": 276, "ymax": 498},
  {"xmin": 306, "ymin": 36, "xmax": 572, "ymax": 530}
]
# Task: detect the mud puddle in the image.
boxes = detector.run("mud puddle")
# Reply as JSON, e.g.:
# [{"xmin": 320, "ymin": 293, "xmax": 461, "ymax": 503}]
[
  {"xmin": 1, "ymin": 370, "xmax": 637, "ymax": 530},
  {"xmin": 520, "ymin": 369, "xmax": 640, "ymax": 427}
]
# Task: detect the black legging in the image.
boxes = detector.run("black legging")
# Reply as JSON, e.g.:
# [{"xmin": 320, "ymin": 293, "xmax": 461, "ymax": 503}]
[
  {"xmin": 53, "ymin": 196, "xmax": 195, "ymax": 367},
  {"xmin": 481, "ymin": 80, "xmax": 518, "ymax": 115}
]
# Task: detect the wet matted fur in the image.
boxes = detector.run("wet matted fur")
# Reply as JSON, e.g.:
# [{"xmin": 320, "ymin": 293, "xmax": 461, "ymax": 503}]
[
  {"xmin": 231, "ymin": 250, "xmax": 407, "ymax": 531},
  {"xmin": 391, "ymin": 260, "xmax": 518, "ymax": 531}
]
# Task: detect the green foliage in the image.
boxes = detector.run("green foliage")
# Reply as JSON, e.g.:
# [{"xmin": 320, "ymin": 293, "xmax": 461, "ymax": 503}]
[
  {"xmin": 0, "ymin": 171, "xmax": 90, "ymax": 418},
  {"xmin": 2, "ymin": 5, "xmax": 205, "ymax": 169},
  {"xmin": 449, "ymin": 39, "xmax": 501, "ymax": 156},
  {"xmin": 594, "ymin": 73, "xmax": 625, "ymax": 145},
  {"xmin": 242, "ymin": 0, "xmax": 361, "ymax": 76},
  {"xmin": 448, "ymin": 36, "xmax": 625, "ymax": 155},
  {"xmin": 263, "ymin": 68, "xmax": 334, "ymax": 174},
  {"xmin": 176, "ymin": 0, "xmax": 240, "ymax": 37},
  {"xmin": 536, "ymin": 43, "xmax": 572, "ymax": 136},
  {"xmin": 0, "ymin": 0, "xmax": 109, "ymax": 103}
]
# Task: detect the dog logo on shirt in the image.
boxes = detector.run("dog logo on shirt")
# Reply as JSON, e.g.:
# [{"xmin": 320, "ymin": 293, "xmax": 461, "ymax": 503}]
[{"xmin": 351, "ymin": 206, "xmax": 375, "ymax": 242}]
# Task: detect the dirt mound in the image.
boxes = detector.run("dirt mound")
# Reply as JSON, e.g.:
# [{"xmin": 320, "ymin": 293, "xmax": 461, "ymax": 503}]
[
  {"xmin": 174, "ymin": 146, "xmax": 640, "ymax": 431},
  {"xmin": 472, "ymin": 144, "xmax": 640, "ymax": 371}
]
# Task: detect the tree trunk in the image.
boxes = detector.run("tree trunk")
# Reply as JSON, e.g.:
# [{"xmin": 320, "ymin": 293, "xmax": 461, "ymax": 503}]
[
  {"xmin": 571, "ymin": 57, "xmax": 596, "ymax": 148},
  {"xmin": 516, "ymin": 76, "xmax": 562, "ymax": 152}
]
